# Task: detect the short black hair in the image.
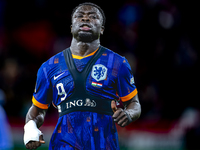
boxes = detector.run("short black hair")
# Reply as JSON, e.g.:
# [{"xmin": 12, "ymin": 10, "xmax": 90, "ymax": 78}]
[{"xmin": 71, "ymin": 2, "xmax": 106, "ymax": 26}]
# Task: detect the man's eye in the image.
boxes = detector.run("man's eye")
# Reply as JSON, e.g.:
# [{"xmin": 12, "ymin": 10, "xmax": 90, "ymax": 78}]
[
  {"xmin": 76, "ymin": 14, "xmax": 83, "ymax": 18},
  {"xmin": 78, "ymin": 15, "xmax": 83, "ymax": 18},
  {"xmin": 90, "ymin": 15, "xmax": 97, "ymax": 19}
]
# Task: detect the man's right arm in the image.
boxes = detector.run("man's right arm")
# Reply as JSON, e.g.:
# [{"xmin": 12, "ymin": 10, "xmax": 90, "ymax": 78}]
[{"xmin": 24, "ymin": 104, "xmax": 47, "ymax": 149}]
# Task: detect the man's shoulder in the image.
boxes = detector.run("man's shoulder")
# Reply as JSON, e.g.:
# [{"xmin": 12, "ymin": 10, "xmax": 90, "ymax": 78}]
[
  {"xmin": 43, "ymin": 49, "xmax": 66, "ymax": 65},
  {"xmin": 103, "ymin": 46, "xmax": 125, "ymax": 61},
  {"xmin": 38, "ymin": 49, "xmax": 68, "ymax": 73}
]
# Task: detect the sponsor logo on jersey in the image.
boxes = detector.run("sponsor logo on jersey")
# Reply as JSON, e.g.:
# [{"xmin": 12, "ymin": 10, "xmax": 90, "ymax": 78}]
[
  {"xmin": 57, "ymin": 98, "xmax": 97, "ymax": 112},
  {"xmin": 91, "ymin": 64, "xmax": 107, "ymax": 81}
]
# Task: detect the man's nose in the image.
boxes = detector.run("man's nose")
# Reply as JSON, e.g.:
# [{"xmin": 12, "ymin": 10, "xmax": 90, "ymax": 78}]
[{"xmin": 81, "ymin": 15, "xmax": 90, "ymax": 22}]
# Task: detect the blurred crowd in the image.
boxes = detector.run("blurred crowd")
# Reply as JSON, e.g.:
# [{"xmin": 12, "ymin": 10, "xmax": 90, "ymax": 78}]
[{"xmin": 0, "ymin": 0, "xmax": 199, "ymax": 149}]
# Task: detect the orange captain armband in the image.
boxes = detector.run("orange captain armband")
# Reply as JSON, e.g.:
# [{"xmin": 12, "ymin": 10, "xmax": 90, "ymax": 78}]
[
  {"xmin": 32, "ymin": 96, "xmax": 49, "ymax": 109},
  {"xmin": 120, "ymin": 88, "xmax": 138, "ymax": 102}
]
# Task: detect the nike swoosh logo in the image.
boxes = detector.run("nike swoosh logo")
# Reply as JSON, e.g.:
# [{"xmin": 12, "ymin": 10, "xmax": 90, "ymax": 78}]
[{"xmin": 54, "ymin": 72, "xmax": 65, "ymax": 80}]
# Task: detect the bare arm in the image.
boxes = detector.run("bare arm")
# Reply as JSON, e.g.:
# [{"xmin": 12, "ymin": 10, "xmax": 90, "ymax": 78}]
[
  {"xmin": 25, "ymin": 104, "xmax": 47, "ymax": 127},
  {"xmin": 123, "ymin": 94, "xmax": 141, "ymax": 122},
  {"xmin": 112, "ymin": 94, "xmax": 141, "ymax": 127}
]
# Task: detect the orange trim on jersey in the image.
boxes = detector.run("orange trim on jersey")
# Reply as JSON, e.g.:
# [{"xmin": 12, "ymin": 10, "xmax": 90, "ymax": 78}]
[
  {"xmin": 32, "ymin": 96, "xmax": 49, "ymax": 109},
  {"xmin": 72, "ymin": 47, "xmax": 99, "ymax": 59},
  {"xmin": 120, "ymin": 88, "xmax": 138, "ymax": 102}
]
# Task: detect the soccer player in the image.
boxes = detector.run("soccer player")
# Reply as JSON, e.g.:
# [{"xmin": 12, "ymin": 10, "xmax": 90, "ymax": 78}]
[{"xmin": 23, "ymin": 2, "xmax": 141, "ymax": 150}]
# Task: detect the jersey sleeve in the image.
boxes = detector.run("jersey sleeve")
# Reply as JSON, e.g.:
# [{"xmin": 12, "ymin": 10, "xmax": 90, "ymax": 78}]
[
  {"xmin": 117, "ymin": 58, "xmax": 138, "ymax": 102},
  {"xmin": 32, "ymin": 64, "xmax": 52, "ymax": 109}
]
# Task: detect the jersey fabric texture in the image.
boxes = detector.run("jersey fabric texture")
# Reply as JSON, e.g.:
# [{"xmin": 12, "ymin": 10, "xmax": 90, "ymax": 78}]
[{"xmin": 32, "ymin": 46, "xmax": 138, "ymax": 149}]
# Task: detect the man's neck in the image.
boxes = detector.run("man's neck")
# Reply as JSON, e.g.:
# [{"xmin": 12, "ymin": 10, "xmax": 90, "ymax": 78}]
[{"xmin": 70, "ymin": 38, "xmax": 100, "ymax": 57}]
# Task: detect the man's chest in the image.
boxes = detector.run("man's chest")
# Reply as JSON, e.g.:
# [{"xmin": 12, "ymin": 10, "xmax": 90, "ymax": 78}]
[{"xmin": 49, "ymin": 56, "xmax": 119, "ymax": 105}]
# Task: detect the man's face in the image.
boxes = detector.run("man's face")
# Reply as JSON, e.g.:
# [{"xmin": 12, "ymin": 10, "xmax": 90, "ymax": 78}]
[{"xmin": 71, "ymin": 5, "xmax": 104, "ymax": 42}]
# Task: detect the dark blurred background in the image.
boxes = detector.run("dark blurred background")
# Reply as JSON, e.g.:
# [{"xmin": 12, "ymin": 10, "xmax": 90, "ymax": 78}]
[{"xmin": 0, "ymin": 0, "xmax": 199, "ymax": 149}]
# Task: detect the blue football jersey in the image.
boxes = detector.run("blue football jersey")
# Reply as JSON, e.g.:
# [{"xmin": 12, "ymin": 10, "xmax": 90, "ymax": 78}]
[{"xmin": 32, "ymin": 47, "xmax": 137, "ymax": 149}]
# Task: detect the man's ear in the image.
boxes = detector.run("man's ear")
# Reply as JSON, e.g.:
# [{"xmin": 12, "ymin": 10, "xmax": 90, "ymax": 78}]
[
  {"xmin": 70, "ymin": 25, "xmax": 72, "ymax": 33},
  {"xmin": 101, "ymin": 26, "xmax": 105, "ymax": 35}
]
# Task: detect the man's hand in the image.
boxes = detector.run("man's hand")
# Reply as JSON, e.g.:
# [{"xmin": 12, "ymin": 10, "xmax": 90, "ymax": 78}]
[
  {"xmin": 24, "ymin": 120, "xmax": 45, "ymax": 149},
  {"xmin": 25, "ymin": 135, "xmax": 45, "ymax": 149},
  {"xmin": 111, "ymin": 100, "xmax": 132, "ymax": 127}
]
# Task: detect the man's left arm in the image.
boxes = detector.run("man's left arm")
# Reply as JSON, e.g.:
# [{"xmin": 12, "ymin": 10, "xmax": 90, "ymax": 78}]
[{"xmin": 112, "ymin": 94, "xmax": 141, "ymax": 127}]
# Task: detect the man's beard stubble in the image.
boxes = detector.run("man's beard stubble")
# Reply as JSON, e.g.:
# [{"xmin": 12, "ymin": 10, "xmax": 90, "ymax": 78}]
[{"xmin": 77, "ymin": 32, "xmax": 99, "ymax": 43}]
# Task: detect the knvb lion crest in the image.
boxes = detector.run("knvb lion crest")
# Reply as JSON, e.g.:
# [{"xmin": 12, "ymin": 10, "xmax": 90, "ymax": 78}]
[{"xmin": 91, "ymin": 64, "xmax": 107, "ymax": 81}]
